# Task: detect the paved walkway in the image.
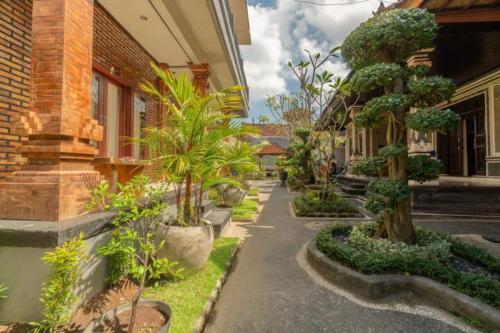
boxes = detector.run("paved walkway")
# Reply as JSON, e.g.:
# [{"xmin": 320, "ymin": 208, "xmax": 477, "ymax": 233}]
[{"xmin": 205, "ymin": 181, "xmax": 477, "ymax": 333}]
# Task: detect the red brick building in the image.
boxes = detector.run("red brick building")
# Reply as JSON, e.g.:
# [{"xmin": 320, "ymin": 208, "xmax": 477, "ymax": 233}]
[{"xmin": 0, "ymin": 0, "xmax": 250, "ymax": 222}]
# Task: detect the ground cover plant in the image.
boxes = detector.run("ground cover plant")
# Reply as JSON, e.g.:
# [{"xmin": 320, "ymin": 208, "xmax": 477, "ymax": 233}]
[
  {"xmin": 144, "ymin": 237, "xmax": 239, "ymax": 333},
  {"xmin": 294, "ymin": 185, "xmax": 358, "ymax": 217},
  {"xmin": 247, "ymin": 187, "xmax": 259, "ymax": 197},
  {"xmin": 343, "ymin": 8, "xmax": 459, "ymax": 243},
  {"xmin": 316, "ymin": 223, "xmax": 500, "ymax": 309},
  {"xmin": 31, "ymin": 234, "xmax": 87, "ymax": 333},
  {"xmin": 232, "ymin": 199, "xmax": 259, "ymax": 220}
]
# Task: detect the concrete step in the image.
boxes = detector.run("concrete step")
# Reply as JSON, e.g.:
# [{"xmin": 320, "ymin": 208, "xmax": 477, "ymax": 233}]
[
  {"xmin": 339, "ymin": 184, "xmax": 366, "ymax": 195},
  {"xmin": 412, "ymin": 212, "xmax": 500, "ymax": 221},
  {"xmin": 205, "ymin": 207, "xmax": 232, "ymax": 238},
  {"xmin": 412, "ymin": 203, "xmax": 500, "ymax": 216}
]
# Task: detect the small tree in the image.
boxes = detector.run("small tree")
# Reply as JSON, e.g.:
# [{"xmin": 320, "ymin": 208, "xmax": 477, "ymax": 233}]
[
  {"xmin": 139, "ymin": 64, "xmax": 257, "ymax": 225},
  {"xmin": 342, "ymin": 8, "xmax": 459, "ymax": 243},
  {"xmin": 268, "ymin": 48, "xmax": 355, "ymax": 185},
  {"xmin": 87, "ymin": 175, "xmax": 181, "ymax": 333}
]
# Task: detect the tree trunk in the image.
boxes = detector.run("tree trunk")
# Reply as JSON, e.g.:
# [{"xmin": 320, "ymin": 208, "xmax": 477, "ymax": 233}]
[
  {"xmin": 128, "ymin": 292, "xmax": 140, "ymax": 333},
  {"xmin": 383, "ymin": 149, "xmax": 416, "ymax": 244},
  {"xmin": 183, "ymin": 173, "xmax": 192, "ymax": 223}
]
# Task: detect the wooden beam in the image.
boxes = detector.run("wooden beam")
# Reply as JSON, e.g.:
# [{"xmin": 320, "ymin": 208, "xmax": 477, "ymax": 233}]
[{"xmin": 435, "ymin": 8, "xmax": 500, "ymax": 23}]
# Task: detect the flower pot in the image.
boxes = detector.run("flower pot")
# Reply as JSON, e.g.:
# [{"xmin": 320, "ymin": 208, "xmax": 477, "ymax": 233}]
[
  {"xmin": 156, "ymin": 220, "xmax": 214, "ymax": 272},
  {"xmin": 83, "ymin": 300, "xmax": 171, "ymax": 333}
]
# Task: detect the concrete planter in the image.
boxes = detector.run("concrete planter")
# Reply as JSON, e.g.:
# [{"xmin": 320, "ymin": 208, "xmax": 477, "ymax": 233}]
[
  {"xmin": 156, "ymin": 220, "xmax": 214, "ymax": 272},
  {"xmin": 307, "ymin": 241, "xmax": 500, "ymax": 331},
  {"xmin": 221, "ymin": 187, "xmax": 246, "ymax": 206},
  {"xmin": 83, "ymin": 300, "xmax": 171, "ymax": 333}
]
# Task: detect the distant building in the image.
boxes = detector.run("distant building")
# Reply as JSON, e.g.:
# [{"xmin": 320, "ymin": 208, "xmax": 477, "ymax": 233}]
[{"xmin": 245, "ymin": 123, "xmax": 290, "ymax": 172}]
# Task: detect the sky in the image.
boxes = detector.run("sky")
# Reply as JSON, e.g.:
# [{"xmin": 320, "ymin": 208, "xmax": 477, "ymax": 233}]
[{"xmin": 240, "ymin": 0, "xmax": 383, "ymax": 123}]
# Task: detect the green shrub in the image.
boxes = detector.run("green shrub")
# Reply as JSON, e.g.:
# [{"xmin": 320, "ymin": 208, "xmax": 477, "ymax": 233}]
[
  {"xmin": 294, "ymin": 190, "xmax": 358, "ymax": 216},
  {"xmin": 31, "ymin": 234, "xmax": 87, "ymax": 333},
  {"xmin": 316, "ymin": 224, "xmax": 500, "ymax": 308}
]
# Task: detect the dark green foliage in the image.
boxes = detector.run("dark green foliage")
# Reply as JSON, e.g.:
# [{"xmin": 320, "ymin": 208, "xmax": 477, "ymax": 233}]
[
  {"xmin": 355, "ymin": 94, "xmax": 409, "ymax": 128},
  {"xmin": 378, "ymin": 144, "xmax": 408, "ymax": 159},
  {"xmin": 407, "ymin": 107, "xmax": 460, "ymax": 133},
  {"xmin": 365, "ymin": 197, "xmax": 385, "ymax": 215},
  {"xmin": 341, "ymin": 9, "xmax": 437, "ymax": 70},
  {"xmin": 351, "ymin": 157, "xmax": 386, "ymax": 177},
  {"xmin": 368, "ymin": 179, "xmax": 411, "ymax": 202},
  {"xmin": 351, "ymin": 63, "xmax": 404, "ymax": 92},
  {"xmin": 316, "ymin": 224, "xmax": 500, "ymax": 308},
  {"xmin": 407, "ymin": 64, "xmax": 431, "ymax": 78},
  {"xmin": 407, "ymin": 155, "xmax": 443, "ymax": 183},
  {"xmin": 408, "ymin": 76, "xmax": 455, "ymax": 107},
  {"xmin": 294, "ymin": 190, "xmax": 358, "ymax": 216}
]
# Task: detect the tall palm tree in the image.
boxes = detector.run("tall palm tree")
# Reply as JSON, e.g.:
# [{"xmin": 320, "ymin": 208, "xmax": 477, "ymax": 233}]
[{"xmin": 139, "ymin": 64, "xmax": 257, "ymax": 225}]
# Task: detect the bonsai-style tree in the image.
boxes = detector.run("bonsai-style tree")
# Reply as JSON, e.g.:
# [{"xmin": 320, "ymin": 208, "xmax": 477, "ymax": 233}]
[
  {"xmin": 342, "ymin": 8, "xmax": 459, "ymax": 243},
  {"xmin": 139, "ymin": 64, "xmax": 257, "ymax": 225}
]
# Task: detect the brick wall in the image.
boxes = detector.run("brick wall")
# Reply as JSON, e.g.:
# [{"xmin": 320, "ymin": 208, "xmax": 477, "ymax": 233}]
[
  {"xmin": 0, "ymin": 1, "xmax": 162, "ymax": 178},
  {"xmin": 0, "ymin": 0, "xmax": 31, "ymax": 178},
  {"xmin": 93, "ymin": 2, "xmax": 160, "ymax": 129}
]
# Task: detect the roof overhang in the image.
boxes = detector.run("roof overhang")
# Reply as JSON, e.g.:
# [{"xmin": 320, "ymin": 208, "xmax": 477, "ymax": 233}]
[{"xmin": 96, "ymin": 0, "xmax": 249, "ymax": 117}]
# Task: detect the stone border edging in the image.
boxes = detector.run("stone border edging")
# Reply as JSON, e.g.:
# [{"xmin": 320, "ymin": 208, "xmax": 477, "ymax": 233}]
[
  {"xmin": 192, "ymin": 241, "xmax": 241, "ymax": 333},
  {"xmin": 306, "ymin": 241, "xmax": 500, "ymax": 331}
]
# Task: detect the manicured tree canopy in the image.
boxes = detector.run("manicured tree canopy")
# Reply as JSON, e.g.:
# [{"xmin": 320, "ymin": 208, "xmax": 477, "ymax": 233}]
[{"xmin": 341, "ymin": 9, "xmax": 459, "ymax": 244}]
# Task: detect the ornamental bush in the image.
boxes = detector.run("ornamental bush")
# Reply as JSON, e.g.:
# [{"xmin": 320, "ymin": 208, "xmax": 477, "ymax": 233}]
[
  {"xmin": 294, "ymin": 190, "xmax": 358, "ymax": 216},
  {"xmin": 316, "ymin": 224, "xmax": 500, "ymax": 308}
]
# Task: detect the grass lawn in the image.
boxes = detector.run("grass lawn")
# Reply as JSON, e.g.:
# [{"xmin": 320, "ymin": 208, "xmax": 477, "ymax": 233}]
[
  {"xmin": 232, "ymin": 198, "xmax": 259, "ymax": 220},
  {"xmin": 247, "ymin": 187, "xmax": 259, "ymax": 196},
  {"xmin": 144, "ymin": 237, "xmax": 240, "ymax": 333}
]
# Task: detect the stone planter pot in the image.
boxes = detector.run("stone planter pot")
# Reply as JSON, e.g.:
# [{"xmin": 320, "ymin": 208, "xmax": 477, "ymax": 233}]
[
  {"xmin": 83, "ymin": 300, "xmax": 171, "ymax": 333},
  {"xmin": 221, "ymin": 187, "xmax": 245, "ymax": 206},
  {"xmin": 156, "ymin": 220, "xmax": 214, "ymax": 272}
]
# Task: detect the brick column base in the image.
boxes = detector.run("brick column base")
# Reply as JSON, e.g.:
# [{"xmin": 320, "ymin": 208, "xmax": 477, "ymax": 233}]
[{"xmin": 0, "ymin": 170, "xmax": 102, "ymax": 221}]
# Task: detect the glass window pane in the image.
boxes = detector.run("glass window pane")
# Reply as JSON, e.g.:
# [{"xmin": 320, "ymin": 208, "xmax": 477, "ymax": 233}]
[
  {"xmin": 133, "ymin": 96, "xmax": 147, "ymax": 159},
  {"xmin": 106, "ymin": 82, "xmax": 121, "ymax": 158},
  {"xmin": 494, "ymin": 85, "xmax": 500, "ymax": 153}
]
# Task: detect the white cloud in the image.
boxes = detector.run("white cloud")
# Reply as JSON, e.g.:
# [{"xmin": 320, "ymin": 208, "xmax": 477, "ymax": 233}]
[
  {"xmin": 240, "ymin": 5, "xmax": 290, "ymax": 101},
  {"xmin": 241, "ymin": 0, "xmax": 380, "ymax": 118}
]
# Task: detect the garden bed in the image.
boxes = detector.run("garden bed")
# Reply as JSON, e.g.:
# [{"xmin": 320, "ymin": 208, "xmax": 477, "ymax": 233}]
[
  {"xmin": 313, "ymin": 223, "xmax": 500, "ymax": 330},
  {"xmin": 0, "ymin": 238, "xmax": 240, "ymax": 333},
  {"xmin": 293, "ymin": 190, "xmax": 361, "ymax": 218},
  {"xmin": 231, "ymin": 199, "xmax": 259, "ymax": 222}
]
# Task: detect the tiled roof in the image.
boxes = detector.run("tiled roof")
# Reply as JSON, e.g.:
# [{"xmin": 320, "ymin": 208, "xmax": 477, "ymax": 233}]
[{"xmin": 258, "ymin": 143, "xmax": 287, "ymax": 155}]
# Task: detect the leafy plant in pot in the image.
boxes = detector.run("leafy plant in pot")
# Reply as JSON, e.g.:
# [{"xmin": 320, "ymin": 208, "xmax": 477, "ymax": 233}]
[
  {"xmin": 86, "ymin": 175, "xmax": 181, "ymax": 333},
  {"xmin": 138, "ymin": 64, "xmax": 257, "ymax": 272}
]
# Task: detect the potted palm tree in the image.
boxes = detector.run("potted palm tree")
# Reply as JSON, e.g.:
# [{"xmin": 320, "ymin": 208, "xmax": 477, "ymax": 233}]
[{"xmin": 139, "ymin": 64, "xmax": 257, "ymax": 272}]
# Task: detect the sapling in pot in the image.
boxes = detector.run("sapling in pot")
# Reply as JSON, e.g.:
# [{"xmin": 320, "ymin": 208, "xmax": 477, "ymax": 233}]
[{"xmin": 87, "ymin": 175, "xmax": 181, "ymax": 333}]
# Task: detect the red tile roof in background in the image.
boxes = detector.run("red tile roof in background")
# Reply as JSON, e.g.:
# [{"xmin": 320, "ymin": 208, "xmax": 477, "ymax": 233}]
[{"xmin": 258, "ymin": 143, "xmax": 286, "ymax": 155}]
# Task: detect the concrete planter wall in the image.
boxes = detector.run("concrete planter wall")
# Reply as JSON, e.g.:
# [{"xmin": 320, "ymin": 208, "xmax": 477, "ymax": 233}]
[
  {"xmin": 307, "ymin": 241, "xmax": 500, "ymax": 331},
  {"xmin": 156, "ymin": 220, "xmax": 214, "ymax": 272}
]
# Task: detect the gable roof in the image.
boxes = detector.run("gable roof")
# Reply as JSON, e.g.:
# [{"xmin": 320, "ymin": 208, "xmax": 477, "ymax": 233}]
[{"xmin": 258, "ymin": 143, "xmax": 287, "ymax": 155}]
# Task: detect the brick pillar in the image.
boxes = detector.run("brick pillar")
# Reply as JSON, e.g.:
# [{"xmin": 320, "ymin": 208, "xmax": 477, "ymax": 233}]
[
  {"xmin": 407, "ymin": 48, "xmax": 435, "ymax": 156},
  {"xmin": 189, "ymin": 63, "xmax": 210, "ymax": 93},
  {"xmin": 0, "ymin": 0, "xmax": 103, "ymax": 221}
]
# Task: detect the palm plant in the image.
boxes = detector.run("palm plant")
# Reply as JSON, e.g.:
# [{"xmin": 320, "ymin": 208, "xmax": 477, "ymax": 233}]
[{"xmin": 139, "ymin": 64, "xmax": 257, "ymax": 225}]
